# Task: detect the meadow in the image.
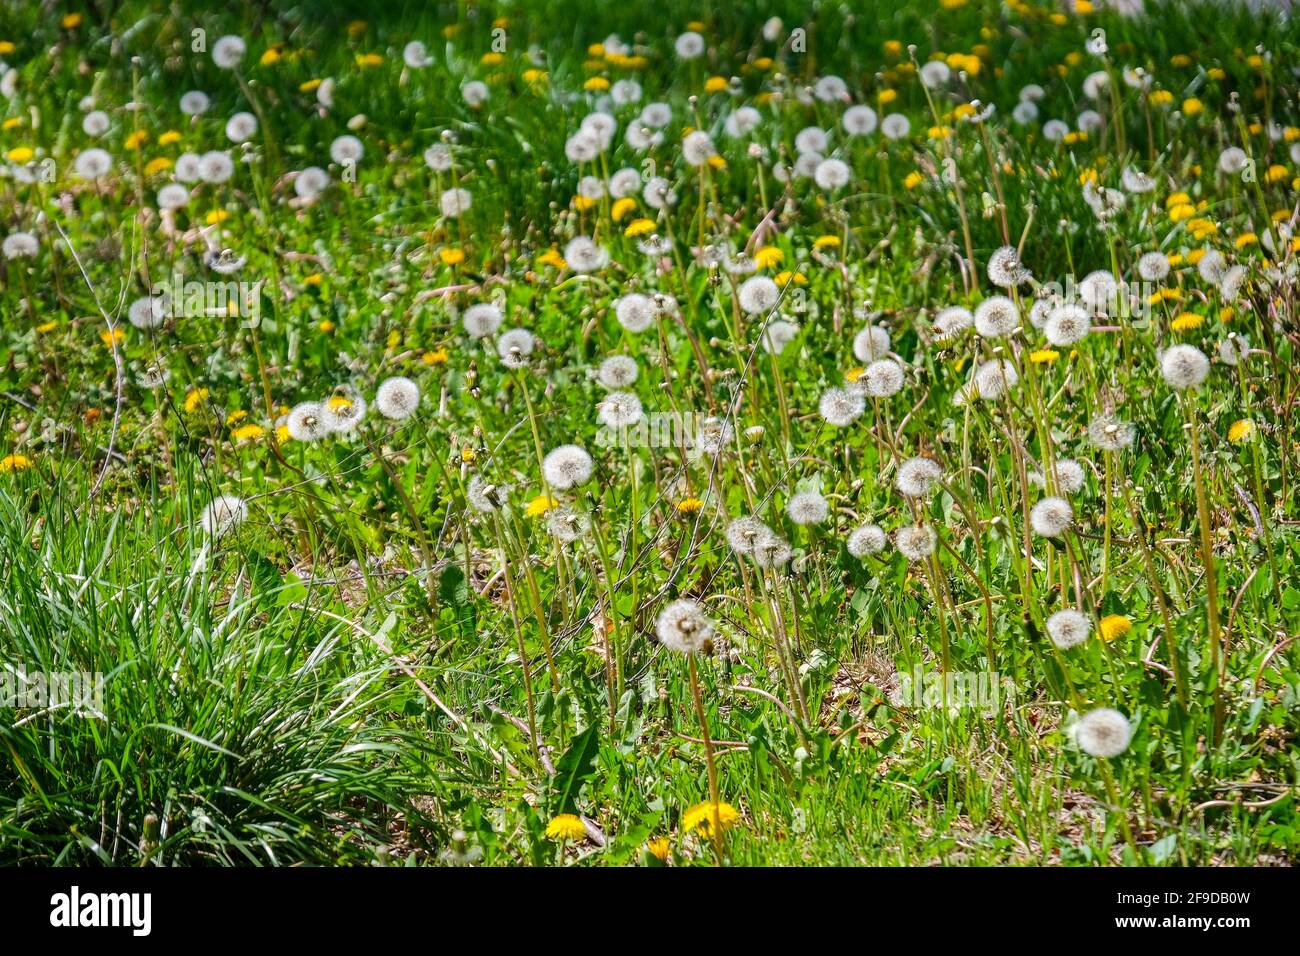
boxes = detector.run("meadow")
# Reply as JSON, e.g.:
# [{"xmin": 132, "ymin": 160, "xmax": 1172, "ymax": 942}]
[{"xmin": 0, "ymin": 0, "xmax": 1297, "ymax": 867}]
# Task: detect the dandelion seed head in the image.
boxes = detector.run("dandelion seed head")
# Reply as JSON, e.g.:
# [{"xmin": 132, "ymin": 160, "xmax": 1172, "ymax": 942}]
[
  {"xmin": 1045, "ymin": 303, "xmax": 1091, "ymax": 346},
  {"xmin": 1159, "ymin": 343, "xmax": 1210, "ymax": 390},
  {"xmin": 200, "ymin": 494, "xmax": 247, "ymax": 537},
  {"xmin": 375, "ymin": 376, "xmax": 420, "ymax": 420},
  {"xmin": 852, "ymin": 325, "xmax": 891, "ymax": 362},
  {"xmin": 655, "ymin": 598, "xmax": 712, "ymax": 654},
  {"xmin": 819, "ymin": 386, "xmax": 866, "ymax": 426},
  {"xmin": 738, "ymin": 275, "xmax": 780, "ymax": 315},
  {"xmin": 847, "ymin": 523, "xmax": 887, "ymax": 558},
  {"xmin": 1030, "ymin": 496, "xmax": 1073, "ymax": 537},
  {"xmin": 597, "ymin": 390, "xmax": 643, "ymax": 429},
  {"xmin": 287, "ymin": 401, "xmax": 328, "ymax": 442},
  {"xmin": 1046, "ymin": 609, "xmax": 1092, "ymax": 650},
  {"xmin": 1075, "ymin": 707, "xmax": 1133, "ymax": 758},
  {"xmin": 614, "ymin": 293, "xmax": 656, "ymax": 333},
  {"xmin": 542, "ymin": 444, "xmax": 593, "ymax": 490},
  {"xmin": 496, "ymin": 328, "xmax": 536, "ymax": 369},
  {"xmin": 896, "ymin": 457, "xmax": 943, "ymax": 499},
  {"xmin": 895, "ymin": 524, "xmax": 936, "ymax": 561},
  {"xmin": 597, "ymin": 355, "xmax": 638, "ymax": 388},
  {"xmin": 987, "ymin": 245, "xmax": 1031, "ymax": 288},
  {"xmin": 974, "ymin": 296, "xmax": 1019, "ymax": 338},
  {"xmin": 1088, "ymin": 413, "xmax": 1136, "ymax": 451},
  {"xmin": 462, "ymin": 303, "xmax": 503, "ymax": 339}
]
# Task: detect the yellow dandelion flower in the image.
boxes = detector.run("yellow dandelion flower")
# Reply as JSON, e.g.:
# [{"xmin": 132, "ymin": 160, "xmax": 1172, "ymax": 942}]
[
  {"xmin": 1228, "ymin": 419, "xmax": 1256, "ymax": 442},
  {"xmin": 774, "ymin": 270, "xmax": 806, "ymax": 286},
  {"xmin": 1, "ymin": 118, "xmax": 21, "ymax": 131},
  {"xmin": 36, "ymin": 321, "xmax": 57, "ymax": 334},
  {"xmin": 645, "ymin": 837, "xmax": 670, "ymax": 861},
  {"xmin": 6, "ymin": 147, "xmax": 33, "ymax": 163},
  {"xmin": 623, "ymin": 218, "xmax": 655, "ymax": 238},
  {"xmin": 231, "ymin": 423, "xmax": 265, "ymax": 442},
  {"xmin": 545, "ymin": 813, "xmax": 585, "ymax": 841},
  {"xmin": 903, "ymin": 171, "xmax": 924, "ymax": 190},
  {"xmin": 526, "ymin": 495, "xmax": 559, "ymax": 517},
  {"xmin": 225, "ymin": 410, "xmax": 248, "ymax": 426},
  {"xmin": 522, "ymin": 68, "xmax": 548, "ymax": 85},
  {"xmin": 706, "ymin": 154, "xmax": 727, "ymax": 170},
  {"xmin": 845, "ymin": 366, "xmax": 866, "ymax": 382},
  {"xmin": 1099, "ymin": 615, "xmax": 1133, "ymax": 642},
  {"xmin": 124, "ymin": 130, "xmax": 148, "ymax": 150},
  {"xmin": 878, "ymin": 89, "xmax": 898, "ymax": 105},
  {"xmin": 704, "ymin": 76, "xmax": 728, "ymax": 94},
  {"xmin": 355, "ymin": 53, "xmax": 384, "ymax": 67},
  {"xmin": 423, "ymin": 348, "xmax": 449, "ymax": 365},
  {"xmin": 0, "ymin": 454, "xmax": 33, "ymax": 473},
  {"xmin": 260, "ymin": 48, "xmax": 281, "ymax": 66},
  {"xmin": 346, "ymin": 20, "xmax": 367, "ymax": 37},
  {"xmin": 299, "ymin": 78, "xmax": 323, "ymax": 92},
  {"xmin": 1149, "ymin": 89, "xmax": 1174, "ymax": 106},
  {"xmin": 676, "ymin": 497, "xmax": 705, "ymax": 513},
  {"xmin": 184, "ymin": 388, "xmax": 209, "ymax": 413},
  {"xmin": 1171, "ymin": 312, "xmax": 1204, "ymax": 331},
  {"xmin": 100, "ymin": 328, "xmax": 125, "ymax": 346},
  {"xmin": 480, "ymin": 52, "xmax": 505, "ymax": 66},
  {"xmin": 683, "ymin": 801, "xmax": 740, "ymax": 836},
  {"xmin": 1265, "ymin": 164, "xmax": 1288, "ymax": 184},
  {"xmin": 537, "ymin": 249, "xmax": 567, "ymax": 269},
  {"xmin": 0, "ymin": 42, "xmax": 14, "ymax": 56},
  {"xmin": 583, "ymin": 76, "xmax": 610, "ymax": 91},
  {"xmin": 1030, "ymin": 349, "xmax": 1061, "ymax": 364},
  {"xmin": 1182, "ymin": 97, "xmax": 1203, "ymax": 116},
  {"xmin": 611, "ymin": 197, "xmax": 637, "ymax": 222},
  {"xmin": 1235, "ymin": 233, "xmax": 1258, "ymax": 249},
  {"xmin": 439, "ymin": 247, "xmax": 466, "ymax": 265},
  {"xmin": 813, "ymin": 235, "xmax": 841, "ymax": 249},
  {"xmin": 318, "ymin": 319, "xmax": 336, "ymax": 333},
  {"xmin": 143, "ymin": 157, "xmax": 173, "ymax": 176},
  {"xmin": 60, "ymin": 13, "xmax": 82, "ymax": 28},
  {"xmin": 754, "ymin": 246, "xmax": 783, "ymax": 269},
  {"xmin": 573, "ymin": 195, "xmax": 598, "ymax": 212}
]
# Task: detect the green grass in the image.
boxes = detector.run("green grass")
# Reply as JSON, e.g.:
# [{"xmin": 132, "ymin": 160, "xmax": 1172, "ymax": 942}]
[{"xmin": 0, "ymin": 0, "xmax": 1298, "ymax": 866}]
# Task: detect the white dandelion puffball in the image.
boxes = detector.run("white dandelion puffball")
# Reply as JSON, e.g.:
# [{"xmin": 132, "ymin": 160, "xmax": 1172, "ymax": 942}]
[
  {"xmin": 3, "ymin": 232, "xmax": 39, "ymax": 259},
  {"xmin": 323, "ymin": 396, "xmax": 367, "ymax": 434},
  {"xmin": 74, "ymin": 148, "xmax": 113, "ymax": 179},
  {"xmin": 1137, "ymin": 251, "xmax": 1170, "ymax": 282},
  {"xmin": 1076, "ymin": 708, "xmax": 1133, "ymax": 758},
  {"xmin": 1218, "ymin": 146, "xmax": 1249, "ymax": 175},
  {"xmin": 180, "ymin": 90, "xmax": 210, "ymax": 116},
  {"xmin": 1042, "ymin": 119, "xmax": 1069, "ymax": 142},
  {"xmin": 294, "ymin": 166, "xmax": 330, "ymax": 199},
  {"xmin": 933, "ymin": 306, "xmax": 974, "ymax": 338},
  {"xmin": 330, "ymin": 135, "xmax": 364, "ymax": 165},
  {"xmin": 287, "ymin": 402, "xmax": 328, "ymax": 442},
  {"xmin": 1160, "ymin": 344, "xmax": 1210, "ymax": 390},
  {"xmin": 1050, "ymin": 459, "xmax": 1086, "ymax": 495},
  {"xmin": 787, "ymin": 490, "xmax": 829, "ymax": 526},
  {"xmin": 725, "ymin": 516, "xmax": 770, "ymax": 556},
  {"xmin": 920, "ymin": 60, "xmax": 951, "ymax": 89},
  {"xmin": 496, "ymin": 328, "xmax": 536, "ymax": 368},
  {"xmin": 819, "ymin": 387, "xmax": 865, "ymax": 427},
  {"xmin": 317, "ymin": 79, "xmax": 336, "ymax": 109},
  {"xmin": 1045, "ymin": 303, "xmax": 1091, "ymax": 346},
  {"xmin": 462, "ymin": 303, "xmax": 503, "ymax": 339},
  {"xmin": 813, "ymin": 158, "xmax": 851, "ymax": 190},
  {"xmin": 738, "ymin": 275, "xmax": 780, "ymax": 315},
  {"xmin": 1088, "ymin": 413, "xmax": 1136, "ymax": 452},
  {"xmin": 974, "ymin": 359, "xmax": 1019, "ymax": 400},
  {"xmin": 847, "ymin": 524, "xmax": 887, "ymax": 558},
  {"xmin": 212, "ymin": 35, "xmax": 246, "ymax": 69},
  {"xmin": 462, "ymin": 81, "xmax": 489, "ymax": 107},
  {"xmin": 611, "ymin": 79, "xmax": 642, "ymax": 106},
  {"xmin": 82, "ymin": 110, "xmax": 109, "ymax": 136},
  {"xmin": 1046, "ymin": 609, "xmax": 1092, "ymax": 650},
  {"xmin": 156, "ymin": 183, "xmax": 189, "ymax": 211},
  {"xmin": 564, "ymin": 237, "xmax": 608, "ymax": 273},
  {"xmin": 547, "ymin": 507, "xmax": 589, "ymax": 543},
  {"xmin": 760, "ymin": 319, "xmax": 799, "ymax": 355},
  {"xmin": 375, "ymin": 377, "xmax": 420, "ymax": 420},
  {"xmin": 597, "ymin": 355, "xmax": 638, "ymax": 389},
  {"xmin": 597, "ymin": 391, "xmax": 643, "ymax": 429},
  {"xmin": 1217, "ymin": 335, "xmax": 1249, "ymax": 367},
  {"xmin": 1012, "ymin": 101, "xmax": 1039, "ymax": 125},
  {"xmin": 615, "ymin": 293, "xmax": 656, "ymax": 333},
  {"xmin": 814, "ymin": 75, "xmax": 847, "ymax": 102},
  {"xmin": 895, "ymin": 525, "xmax": 936, "ymax": 561},
  {"xmin": 1030, "ymin": 496, "xmax": 1073, "ymax": 537},
  {"xmin": 439, "ymin": 188, "xmax": 472, "ymax": 218},
  {"xmin": 752, "ymin": 530, "xmax": 793, "ymax": 569},
  {"xmin": 853, "ymin": 325, "xmax": 891, "ymax": 362},
  {"xmin": 724, "ymin": 106, "xmax": 760, "ymax": 138},
  {"xmin": 896, "ymin": 457, "xmax": 943, "ymax": 499},
  {"xmin": 681, "ymin": 130, "xmax": 716, "ymax": 166},
  {"xmin": 842, "ymin": 104, "xmax": 878, "ymax": 136},
  {"xmin": 655, "ymin": 599, "xmax": 712, "ymax": 655},
  {"xmin": 542, "ymin": 445, "xmax": 594, "ymax": 490},
  {"xmin": 1197, "ymin": 249, "xmax": 1228, "ymax": 284},
  {"xmin": 881, "ymin": 113, "xmax": 911, "ymax": 140},
  {"xmin": 424, "ymin": 144, "xmax": 453, "ymax": 172},
  {"xmin": 795, "ymin": 127, "xmax": 829, "ymax": 155},
  {"xmin": 225, "ymin": 111, "xmax": 258, "ymax": 143},
  {"xmin": 639, "ymin": 102, "xmax": 672, "ymax": 128},
  {"xmin": 861, "ymin": 359, "xmax": 905, "ymax": 398},
  {"xmin": 608, "ymin": 167, "xmax": 641, "ymax": 198},
  {"xmin": 403, "ymin": 41, "xmax": 433, "ymax": 68},
  {"xmin": 466, "ymin": 475, "xmax": 506, "ymax": 514},
  {"xmin": 674, "ymin": 31, "xmax": 706, "ymax": 60},
  {"xmin": 198, "ymin": 150, "xmax": 234, "ymax": 184},
  {"xmin": 200, "ymin": 494, "xmax": 248, "ymax": 537},
  {"xmin": 987, "ymin": 246, "xmax": 1030, "ymax": 288},
  {"xmin": 974, "ymin": 296, "xmax": 1019, "ymax": 338},
  {"xmin": 127, "ymin": 296, "xmax": 167, "ymax": 330},
  {"xmin": 1028, "ymin": 298, "xmax": 1054, "ymax": 329},
  {"xmin": 1079, "ymin": 270, "xmax": 1119, "ymax": 312}
]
